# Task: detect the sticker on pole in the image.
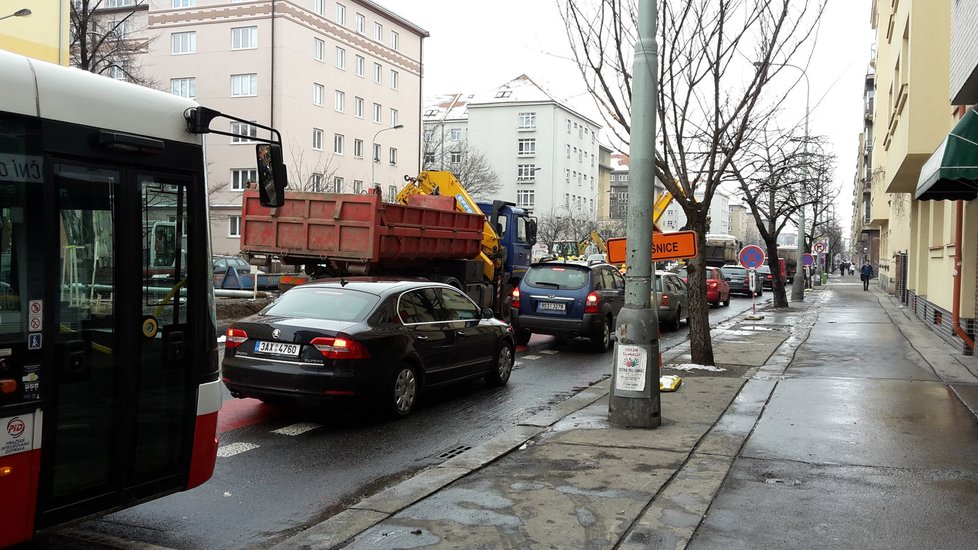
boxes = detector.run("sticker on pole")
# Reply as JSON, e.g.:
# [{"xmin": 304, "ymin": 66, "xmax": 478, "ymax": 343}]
[
  {"xmin": 615, "ymin": 345, "xmax": 648, "ymax": 392},
  {"xmin": 802, "ymin": 253, "xmax": 815, "ymax": 266},
  {"xmin": 738, "ymin": 245, "xmax": 765, "ymax": 269}
]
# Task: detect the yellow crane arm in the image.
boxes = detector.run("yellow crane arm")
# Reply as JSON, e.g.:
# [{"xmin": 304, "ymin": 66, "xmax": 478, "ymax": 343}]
[
  {"xmin": 396, "ymin": 171, "xmax": 500, "ymax": 280},
  {"xmin": 653, "ymin": 190, "xmax": 674, "ymax": 225}
]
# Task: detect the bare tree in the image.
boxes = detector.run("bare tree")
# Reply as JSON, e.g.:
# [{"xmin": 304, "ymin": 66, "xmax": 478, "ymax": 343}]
[
  {"xmin": 71, "ymin": 0, "xmax": 157, "ymax": 86},
  {"xmin": 286, "ymin": 139, "xmax": 341, "ymax": 193},
  {"xmin": 562, "ymin": 0, "xmax": 825, "ymax": 365},
  {"xmin": 536, "ymin": 206, "xmax": 603, "ymax": 256},
  {"xmin": 422, "ymin": 135, "xmax": 501, "ymax": 199}
]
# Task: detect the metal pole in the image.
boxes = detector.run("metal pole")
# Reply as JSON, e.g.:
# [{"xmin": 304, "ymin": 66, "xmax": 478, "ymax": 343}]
[
  {"xmin": 609, "ymin": 0, "xmax": 660, "ymax": 428},
  {"xmin": 371, "ymin": 124, "xmax": 404, "ymax": 190}
]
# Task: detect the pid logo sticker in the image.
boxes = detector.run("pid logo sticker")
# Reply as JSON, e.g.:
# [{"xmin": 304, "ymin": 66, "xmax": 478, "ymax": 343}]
[{"xmin": 7, "ymin": 417, "xmax": 25, "ymax": 438}]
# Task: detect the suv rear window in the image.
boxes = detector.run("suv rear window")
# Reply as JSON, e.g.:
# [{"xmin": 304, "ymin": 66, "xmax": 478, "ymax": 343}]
[
  {"xmin": 262, "ymin": 287, "xmax": 379, "ymax": 322},
  {"xmin": 525, "ymin": 264, "xmax": 590, "ymax": 290}
]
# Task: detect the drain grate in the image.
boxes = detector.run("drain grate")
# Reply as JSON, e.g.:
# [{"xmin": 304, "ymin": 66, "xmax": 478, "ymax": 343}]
[{"xmin": 437, "ymin": 444, "xmax": 472, "ymax": 460}]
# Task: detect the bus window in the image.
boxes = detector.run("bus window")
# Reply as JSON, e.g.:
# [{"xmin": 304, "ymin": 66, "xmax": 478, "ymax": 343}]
[{"xmin": 0, "ymin": 184, "xmax": 25, "ymax": 336}]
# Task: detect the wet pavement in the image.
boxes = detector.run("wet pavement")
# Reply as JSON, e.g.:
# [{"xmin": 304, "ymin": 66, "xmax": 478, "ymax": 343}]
[{"xmin": 265, "ymin": 276, "xmax": 978, "ymax": 549}]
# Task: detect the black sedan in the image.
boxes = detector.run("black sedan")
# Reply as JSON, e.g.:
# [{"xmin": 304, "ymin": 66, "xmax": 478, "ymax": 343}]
[{"xmin": 222, "ymin": 280, "xmax": 516, "ymax": 418}]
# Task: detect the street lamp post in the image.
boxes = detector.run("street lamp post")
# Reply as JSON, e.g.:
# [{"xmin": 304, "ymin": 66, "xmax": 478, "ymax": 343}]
[
  {"xmin": 371, "ymin": 124, "xmax": 404, "ymax": 192},
  {"xmin": 0, "ymin": 8, "xmax": 31, "ymax": 22},
  {"xmin": 757, "ymin": 61, "xmax": 810, "ymax": 301}
]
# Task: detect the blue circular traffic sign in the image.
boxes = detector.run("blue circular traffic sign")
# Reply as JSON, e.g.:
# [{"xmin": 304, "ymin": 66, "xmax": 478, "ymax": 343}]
[
  {"xmin": 802, "ymin": 253, "xmax": 815, "ymax": 266},
  {"xmin": 739, "ymin": 245, "xmax": 765, "ymax": 269}
]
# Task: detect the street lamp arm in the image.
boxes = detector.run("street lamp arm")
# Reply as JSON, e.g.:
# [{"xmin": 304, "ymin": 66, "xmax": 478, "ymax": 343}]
[{"xmin": 370, "ymin": 124, "xmax": 404, "ymax": 188}]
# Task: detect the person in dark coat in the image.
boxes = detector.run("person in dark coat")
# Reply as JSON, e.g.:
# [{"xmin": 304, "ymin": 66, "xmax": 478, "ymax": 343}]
[{"xmin": 860, "ymin": 261, "xmax": 873, "ymax": 291}]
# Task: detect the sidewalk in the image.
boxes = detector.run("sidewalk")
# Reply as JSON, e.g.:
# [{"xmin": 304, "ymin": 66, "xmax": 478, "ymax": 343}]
[{"xmin": 272, "ymin": 275, "xmax": 978, "ymax": 549}]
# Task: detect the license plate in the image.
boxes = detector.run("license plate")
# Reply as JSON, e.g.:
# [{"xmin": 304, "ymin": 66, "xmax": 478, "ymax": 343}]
[
  {"xmin": 537, "ymin": 301, "xmax": 566, "ymax": 312},
  {"xmin": 255, "ymin": 340, "xmax": 300, "ymax": 356}
]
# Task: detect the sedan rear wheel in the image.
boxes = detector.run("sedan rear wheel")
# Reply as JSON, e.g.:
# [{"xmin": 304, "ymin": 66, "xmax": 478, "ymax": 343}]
[
  {"xmin": 591, "ymin": 316, "xmax": 612, "ymax": 352},
  {"xmin": 485, "ymin": 343, "xmax": 514, "ymax": 387},
  {"xmin": 388, "ymin": 363, "xmax": 419, "ymax": 418},
  {"xmin": 669, "ymin": 306, "xmax": 682, "ymax": 332}
]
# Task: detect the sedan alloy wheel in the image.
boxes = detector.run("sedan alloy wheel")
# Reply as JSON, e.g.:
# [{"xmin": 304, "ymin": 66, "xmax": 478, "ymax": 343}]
[{"xmin": 390, "ymin": 364, "xmax": 418, "ymax": 418}]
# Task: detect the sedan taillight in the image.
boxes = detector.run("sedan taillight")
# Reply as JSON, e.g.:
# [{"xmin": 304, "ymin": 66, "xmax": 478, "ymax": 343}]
[
  {"xmin": 660, "ymin": 293, "xmax": 670, "ymax": 307},
  {"xmin": 310, "ymin": 334, "xmax": 370, "ymax": 360},
  {"xmin": 706, "ymin": 280, "xmax": 718, "ymax": 288},
  {"xmin": 584, "ymin": 291, "xmax": 600, "ymax": 313},
  {"xmin": 226, "ymin": 328, "xmax": 248, "ymax": 349}
]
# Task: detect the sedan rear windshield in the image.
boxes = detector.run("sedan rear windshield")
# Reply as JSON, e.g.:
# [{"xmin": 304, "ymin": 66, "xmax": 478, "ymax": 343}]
[
  {"xmin": 261, "ymin": 288, "xmax": 379, "ymax": 322},
  {"xmin": 721, "ymin": 266, "xmax": 747, "ymax": 278},
  {"xmin": 525, "ymin": 265, "xmax": 590, "ymax": 290}
]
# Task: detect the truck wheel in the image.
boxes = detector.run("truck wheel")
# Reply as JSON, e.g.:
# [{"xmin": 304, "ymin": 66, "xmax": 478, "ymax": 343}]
[
  {"xmin": 514, "ymin": 326, "xmax": 531, "ymax": 346},
  {"xmin": 485, "ymin": 342, "xmax": 514, "ymax": 387},
  {"xmin": 386, "ymin": 363, "xmax": 419, "ymax": 419},
  {"xmin": 590, "ymin": 316, "xmax": 612, "ymax": 352}
]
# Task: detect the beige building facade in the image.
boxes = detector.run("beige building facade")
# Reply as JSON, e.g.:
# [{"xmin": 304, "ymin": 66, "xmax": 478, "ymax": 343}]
[
  {"xmin": 129, "ymin": 0, "xmax": 426, "ymax": 255},
  {"xmin": 0, "ymin": 0, "xmax": 70, "ymax": 64}
]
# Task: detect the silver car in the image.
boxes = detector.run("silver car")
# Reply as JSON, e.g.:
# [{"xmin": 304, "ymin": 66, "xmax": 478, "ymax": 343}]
[{"xmin": 655, "ymin": 271, "xmax": 690, "ymax": 331}]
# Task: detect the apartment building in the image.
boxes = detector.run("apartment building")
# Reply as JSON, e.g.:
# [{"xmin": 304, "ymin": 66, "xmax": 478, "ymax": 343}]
[
  {"xmin": 126, "ymin": 0, "xmax": 426, "ymax": 255},
  {"xmin": 851, "ymin": 68, "xmax": 880, "ymax": 269},
  {"xmin": 728, "ymin": 203, "xmax": 762, "ymax": 248},
  {"xmin": 422, "ymin": 75, "xmax": 601, "ymax": 219}
]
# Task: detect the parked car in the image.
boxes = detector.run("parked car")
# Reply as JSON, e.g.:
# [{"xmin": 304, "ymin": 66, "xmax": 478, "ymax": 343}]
[
  {"xmin": 756, "ymin": 265, "xmax": 775, "ymax": 290},
  {"xmin": 721, "ymin": 265, "xmax": 762, "ymax": 297},
  {"xmin": 678, "ymin": 266, "xmax": 731, "ymax": 307},
  {"xmin": 655, "ymin": 271, "xmax": 690, "ymax": 331},
  {"xmin": 511, "ymin": 261, "xmax": 625, "ymax": 351},
  {"xmin": 221, "ymin": 280, "xmax": 515, "ymax": 418},
  {"xmin": 213, "ymin": 255, "xmax": 260, "ymax": 275}
]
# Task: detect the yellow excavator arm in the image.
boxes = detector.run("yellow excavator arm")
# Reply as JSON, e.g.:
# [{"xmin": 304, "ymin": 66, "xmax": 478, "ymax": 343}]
[
  {"xmin": 396, "ymin": 171, "xmax": 500, "ymax": 281},
  {"xmin": 653, "ymin": 190, "xmax": 674, "ymax": 227}
]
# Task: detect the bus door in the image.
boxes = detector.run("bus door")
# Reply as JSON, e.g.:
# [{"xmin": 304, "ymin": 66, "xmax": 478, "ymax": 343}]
[{"xmin": 37, "ymin": 162, "xmax": 199, "ymax": 527}]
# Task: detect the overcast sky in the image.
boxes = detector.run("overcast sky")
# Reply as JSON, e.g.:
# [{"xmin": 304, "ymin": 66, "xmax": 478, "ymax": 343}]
[{"xmin": 377, "ymin": 0, "xmax": 876, "ymax": 232}]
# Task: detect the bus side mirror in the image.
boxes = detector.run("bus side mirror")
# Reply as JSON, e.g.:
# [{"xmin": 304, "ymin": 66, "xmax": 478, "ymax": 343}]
[{"xmin": 256, "ymin": 144, "xmax": 287, "ymax": 208}]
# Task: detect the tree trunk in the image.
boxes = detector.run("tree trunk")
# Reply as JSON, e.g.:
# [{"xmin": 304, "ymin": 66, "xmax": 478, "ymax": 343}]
[
  {"xmin": 687, "ymin": 217, "xmax": 715, "ymax": 365},
  {"xmin": 764, "ymin": 237, "xmax": 789, "ymax": 308}
]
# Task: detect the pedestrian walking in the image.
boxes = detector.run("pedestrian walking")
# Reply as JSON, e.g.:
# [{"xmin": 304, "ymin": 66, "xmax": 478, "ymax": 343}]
[{"xmin": 860, "ymin": 261, "xmax": 873, "ymax": 291}]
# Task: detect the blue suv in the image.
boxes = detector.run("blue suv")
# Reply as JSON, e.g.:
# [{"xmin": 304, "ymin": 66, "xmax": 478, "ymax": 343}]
[{"xmin": 511, "ymin": 261, "xmax": 625, "ymax": 352}]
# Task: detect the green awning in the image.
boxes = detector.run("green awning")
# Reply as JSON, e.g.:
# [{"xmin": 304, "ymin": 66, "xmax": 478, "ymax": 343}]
[{"xmin": 915, "ymin": 108, "xmax": 978, "ymax": 201}]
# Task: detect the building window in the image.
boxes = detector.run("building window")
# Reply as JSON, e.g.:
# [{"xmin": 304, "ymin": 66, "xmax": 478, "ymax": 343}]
[
  {"xmin": 334, "ymin": 133, "xmax": 345, "ymax": 155},
  {"xmin": 312, "ymin": 128, "xmax": 323, "ymax": 150},
  {"xmin": 390, "ymin": 69, "xmax": 399, "ymax": 90},
  {"xmin": 230, "ymin": 122, "xmax": 257, "ymax": 143},
  {"xmin": 333, "ymin": 177, "xmax": 344, "ymax": 193},
  {"xmin": 578, "ymin": 149, "xmax": 583, "ymax": 163},
  {"xmin": 353, "ymin": 180, "xmax": 364, "ymax": 194},
  {"xmin": 373, "ymin": 103, "xmax": 382, "ymax": 123},
  {"xmin": 566, "ymin": 144, "xmax": 571, "ymax": 158},
  {"xmin": 231, "ymin": 169, "xmax": 257, "ymax": 191},
  {"xmin": 335, "ymin": 90, "xmax": 345, "ymax": 112},
  {"xmin": 171, "ymin": 31, "xmax": 196, "ymax": 54},
  {"xmin": 309, "ymin": 173, "xmax": 323, "ymax": 192},
  {"xmin": 314, "ymin": 38, "xmax": 325, "ymax": 61},
  {"xmin": 354, "ymin": 139, "xmax": 364, "ymax": 158},
  {"xmin": 389, "ymin": 147, "xmax": 397, "ymax": 165},
  {"xmin": 517, "ymin": 164, "xmax": 537, "ymax": 181},
  {"xmin": 495, "ymin": 90, "xmax": 512, "ymax": 98},
  {"xmin": 390, "ymin": 108, "xmax": 398, "ymax": 127},
  {"xmin": 373, "ymin": 63, "xmax": 383, "ymax": 84},
  {"xmin": 107, "ymin": 0, "xmax": 137, "ymax": 6},
  {"xmin": 579, "ymin": 125, "xmax": 584, "ymax": 138},
  {"xmin": 314, "ymin": 0, "xmax": 324, "ymax": 15},
  {"xmin": 518, "ymin": 138, "xmax": 536, "ymax": 156},
  {"xmin": 355, "ymin": 12, "xmax": 365, "ymax": 33},
  {"xmin": 170, "ymin": 77, "xmax": 196, "ymax": 98},
  {"xmin": 424, "ymin": 152, "xmax": 435, "ymax": 164},
  {"xmin": 567, "ymin": 119, "xmax": 571, "ymax": 133},
  {"xmin": 388, "ymin": 185, "xmax": 397, "ymax": 201},
  {"xmin": 313, "ymin": 83, "xmax": 324, "ymax": 106},
  {"xmin": 518, "ymin": 112, "xmax": 536, "ymax": 130},
  {"xmin": 390, "ymin": 30, "xmax": 399, "ymax": 50},
  {"xmin": 355, "ymin": 54, "xmax": 365, "ymax": 76},
  {"xmin": 231, "ymin": 74, "xmax": 258, "ymax": 97},
  {"xmin": 450, "ymin": 151, "xmax": 462, "ymax": 164},
  {"xmin": 565, "ymin": 168, "xmax": 570, "ymax": 182},
  {"xmin": 231, "ymin": 26, "xmax": 257, "ymax": 50},
  {"xmin": 172, "ymin": 0, "xmax": 195, "ymax": 6},
  {"xmin": 373, "ymin": 143, "xmax": 381, "ymax": 162},
  {"xmin": 335, "ymin": 2, "xmax": 346, "ymax": 25},
  {"xmin": 517, "ymin": 190, "xmax": 534, "ymax": 209},
  {"xmin": 228, "ymin": 215, "xmax": 241, "ymax": 238},
  {"xmin": 449, "ymin": 128, "xmax": 462, "ymax": 141},
  {"xmin": 335, "ymin": 47, "xmax": 346, "ymax": 69},
  {"xmin": 354, "ymin": 96, "xmax": 364, "ymax": 118},
  {"xmin": 374, "ymin": 22, "xmax": 383, "ymax": 42}
]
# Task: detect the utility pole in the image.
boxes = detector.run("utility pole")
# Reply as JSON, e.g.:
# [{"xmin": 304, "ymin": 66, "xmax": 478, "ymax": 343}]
[{"xmin": 609, "ymin": 0, "xmax": 660, "ymax": 428}]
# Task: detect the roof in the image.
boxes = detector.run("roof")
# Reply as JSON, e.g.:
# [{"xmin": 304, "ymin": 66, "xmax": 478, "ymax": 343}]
[{"xmin": 297, "ymin": 278, "xmax": 451, "ymax": 296}]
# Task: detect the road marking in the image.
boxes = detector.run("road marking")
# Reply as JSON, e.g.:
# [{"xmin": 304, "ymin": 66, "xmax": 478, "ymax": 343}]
[
  {"xmin": 217, "ymin": 442, "xmax": 260, "ymax": 458},
  {"xmin": 539, "ymin": 350, "xmax": 559, "ymax": 355},
  {"xmin": 271, "ymin": 422, "xmax": 321, "ymax": 436},
  {"xmin": 522, "ymin": 354, "xmax": 542, "ymax": 360}
]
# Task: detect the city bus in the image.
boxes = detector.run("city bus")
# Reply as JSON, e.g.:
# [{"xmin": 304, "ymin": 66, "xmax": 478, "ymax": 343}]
[{"xmin": 0, "ymin": 49, "xmax": 286, "ymax": 546}]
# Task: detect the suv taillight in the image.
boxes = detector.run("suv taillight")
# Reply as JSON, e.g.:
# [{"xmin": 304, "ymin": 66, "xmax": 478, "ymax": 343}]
[
  {"xmin": 660, "ymin": 293, "xmax": 670, "ymax": 307},
  {"xmin": 310, "ymin": 335, "xmax": 370, "ymax": 360},
  {"xmin": 226, "ymin": 328, "xmax": 248, "ymax": 349},
  {"xmin": 584, "ymin": 291, "xmax": 599, "ymax": 313},
  {"xmin": 511, "ymin": 287, "xmax": 521, "ymax": 309}
]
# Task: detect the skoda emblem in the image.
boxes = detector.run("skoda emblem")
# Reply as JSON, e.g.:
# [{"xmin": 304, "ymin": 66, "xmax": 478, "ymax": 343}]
[{"xmin": 272, "ymin": 329, "xmax": 281, "ymax": 340}]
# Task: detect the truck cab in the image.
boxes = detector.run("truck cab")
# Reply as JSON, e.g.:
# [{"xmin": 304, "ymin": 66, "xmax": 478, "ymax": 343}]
[{"xmin": 478, "ymin": 201, "xmax": 535, "ymax": 285}]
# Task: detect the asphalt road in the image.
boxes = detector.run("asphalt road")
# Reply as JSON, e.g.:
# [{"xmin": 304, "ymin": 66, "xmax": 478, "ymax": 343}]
[{"xmin": 35, "ymin": 296, "xmax": 760, "ymax": 550}]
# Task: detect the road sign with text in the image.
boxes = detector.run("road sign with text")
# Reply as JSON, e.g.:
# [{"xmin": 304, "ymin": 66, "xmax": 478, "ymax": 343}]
[{"xmin": 606, "ymin": 231, "xmax": 699, "ymax": 264}]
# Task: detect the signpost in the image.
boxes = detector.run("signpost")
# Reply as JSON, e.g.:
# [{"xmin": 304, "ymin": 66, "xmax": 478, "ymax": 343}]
[
  {"xmin": 739, "ymin": 246, "xmax": 765, "ymax": 318},
  {"xmin": 802, "ymin": 253, "xmax": 815, "ymax": 289},
  {"xmin": 606, "ymin": 231, "xmax": 698, "ymax": 264}
]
